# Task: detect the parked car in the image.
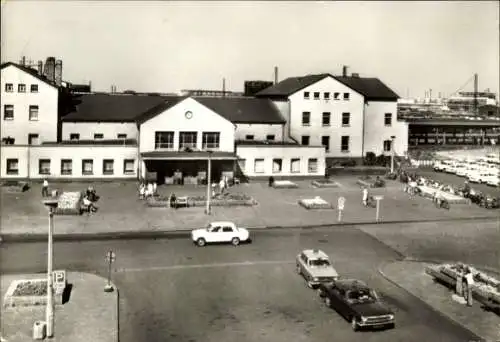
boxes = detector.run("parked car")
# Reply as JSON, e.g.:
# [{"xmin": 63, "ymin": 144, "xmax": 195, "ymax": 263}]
[
  {"xmin": 479, "ymin": 195, "xmax": 500, "ymax": 209},
  {"xmin": 433, "ymin": 160, "xmax": 450, "ymax": 172},
  {"xmin": 318, "ymin": 278, "xmax": 395, "ymax": 331},
  {"xmin": 455, "ymin": 164, "xmax": 468, "ymax": 177},
  {"xmin": 468, "ymin": 171, "xmax": 493, "ymax": 183},
  {"xmin": 191, "ymin": 221, "xmax": 250, "ymax": 247},
  {"xmin": 485, "ymin": 174, "xmax": 500, "ymax": 187},
  {"xmin": 296, "ymin": 249, "xmax": 339, "ymax": 289}
]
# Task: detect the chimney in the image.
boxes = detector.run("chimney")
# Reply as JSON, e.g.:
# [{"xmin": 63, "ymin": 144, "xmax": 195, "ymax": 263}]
[
  {"xmin": 342, "ymin": 65, "xmax": 348, "ymax": 77},
  {"xmin": 55, "ymin": 60, "xmax": 63, "ymax": 86},
  {"xmin": 20, "ymin": 56, "xmax": 26, "ymax": 66},
  {"xmin": 274, "ymin": 66, "xmax": 279, "ymax": 84},
  {"xmin": 352, "ymin": 73, "xmax": 360, "ymax": 78},
  {"xmin": 37, "ymin": 61, "xmax": 43, "ymax": 76},
  {"xmin": 43, "ymin": 57, "xmax": 56, "ymax": 83},
  {"xmin": 222, "ymin": 78, "xmax": 226, "ymax": 97}
]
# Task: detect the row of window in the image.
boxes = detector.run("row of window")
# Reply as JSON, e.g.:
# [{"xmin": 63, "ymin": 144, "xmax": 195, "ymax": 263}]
[
  {"xmin": 3, "ymin": 105, "xmax": 39, "ymax": 121},
  {"xmin": 4, "ymin": 83, "xmax": 38, "ymax": 93},
  {"xmin": 308, "ymin": 135, "xmax": 392, "ymax": 152},
  {"xmin": 240, "ymin": 158, "xmax": 319, "ymax": 174},
  {"xmin": 155, "ymin": 131, "xmax": 220, "ymax": 149},
  {"xmin": 243, "ymin": 134, "xmax": 275, "ymax": 141},
  {"xmin": 5, "ymin": 158, "xmax": 135, "ymax": 176},
  {"xmin": 304, "ymin": 91, "xmax": 349, "ymax": 101},
  {"xmin": 301, "ymin": 112, "xmax": 393, "ymax": 127},
  {"xmin": 69, "ymin": 133, "xmax": 128, "ymax": 140}
]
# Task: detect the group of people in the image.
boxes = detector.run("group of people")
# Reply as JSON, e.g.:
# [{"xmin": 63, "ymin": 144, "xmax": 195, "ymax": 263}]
[
  {"xmin": 82, "ymin": 186, "xmax": 99, "ymax": 214},
  {"xmin": 139, "ymin": 182, "xmax": 158, "ymax": 199},
  {"xmin": 455, "ymin": 264, "xmax": 476, "ymax": 307}
]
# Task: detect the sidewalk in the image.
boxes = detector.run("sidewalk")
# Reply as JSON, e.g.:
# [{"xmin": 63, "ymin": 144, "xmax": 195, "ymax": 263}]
[
  {"xmin": 0, "ymin": 272, "xmax": 118, "ymax": 342},
  {"xmin": 379, "ymin": 260, "xmax": 500, "ymax": 342}
]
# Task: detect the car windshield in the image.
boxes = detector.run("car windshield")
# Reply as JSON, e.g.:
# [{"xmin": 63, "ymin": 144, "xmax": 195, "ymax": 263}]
[
  {"xmin": 346, "ymin": 289, "xmax": 378, "ymax": 304},
  {"xmin": 310, "ymin": 258, "xmax": 331, "ymax": 267}
]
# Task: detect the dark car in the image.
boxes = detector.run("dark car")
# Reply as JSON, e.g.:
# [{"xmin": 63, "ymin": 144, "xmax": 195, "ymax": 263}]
[{"xmin": 318, "ymin": 278, "xmax": 395, "ymax": 331}]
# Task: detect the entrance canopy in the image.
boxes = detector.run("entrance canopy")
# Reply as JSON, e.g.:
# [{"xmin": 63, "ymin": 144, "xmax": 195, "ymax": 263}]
[{"xmin": 141, "ymin": 151, "xmax": 238, "ymax": 160}]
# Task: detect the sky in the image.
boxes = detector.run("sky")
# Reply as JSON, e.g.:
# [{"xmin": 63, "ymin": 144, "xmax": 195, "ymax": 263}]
[{"xmin": 1, "ymin": 1, "xmax": 499, "ymax": 98}]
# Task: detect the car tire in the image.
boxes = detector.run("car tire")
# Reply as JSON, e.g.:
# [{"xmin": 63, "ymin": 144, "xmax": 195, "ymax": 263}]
[
  {"xmin": 231, "ymin": 237, "xmax": 240, "ymax": 246},
  {"xmin": 306, "ymin": 280, "xmax": 314, "ymax": 289},
  {"xmin": 325, "ymin": 297, "xmax": 331, "ymax": 308},
  {"xmin": 387, "ymin": 323, "xmax": 396, "ymax": 330},
  {"xmin": 351, "ymin": 317, "xmax": 359, "ymax": 331},
  {"xmin": 196, "ymin": 238, "xmax": 206, "ymax": 247}
]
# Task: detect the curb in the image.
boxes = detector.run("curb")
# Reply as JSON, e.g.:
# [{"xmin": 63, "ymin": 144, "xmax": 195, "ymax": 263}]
[
  {"xmin": 1, "ymin": 215, "xmax": 498, "ymax": 243},
  {"xmin": 378, "ymin": 260, "xmax": 487, "ymax": 342}
]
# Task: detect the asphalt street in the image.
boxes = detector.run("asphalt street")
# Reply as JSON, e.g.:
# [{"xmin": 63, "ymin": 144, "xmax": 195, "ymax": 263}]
[{"xmin": 0, "ymin": 226, "xmax": 483, "ymax": 342}]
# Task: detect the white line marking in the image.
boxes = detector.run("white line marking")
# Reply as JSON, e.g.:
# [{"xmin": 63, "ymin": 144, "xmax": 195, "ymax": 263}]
[{"xmin": 118, "ymin": 260, "xmax": 295, "ymax": 273}]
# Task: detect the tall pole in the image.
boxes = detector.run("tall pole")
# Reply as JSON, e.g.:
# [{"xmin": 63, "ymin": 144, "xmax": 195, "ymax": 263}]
[
  {"xmin": 390, "ymin": 136, "xmax": 396, "ymax": 174},
  {"xmin": 206, "ymin": 152, "xmax": 212, "ymax": 215},
  {"xmin": 46, "ymin": 209, "xmax": 55, "ymax": 337},
  {"xmin": 473, "ymin": 73, "xmax": 478, "ymax": 115}
]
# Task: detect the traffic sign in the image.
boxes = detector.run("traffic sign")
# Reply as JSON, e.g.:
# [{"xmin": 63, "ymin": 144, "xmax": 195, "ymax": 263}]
[
  {"xmin": 373, "ymin": 195, "xmax": 384, "ymax": 201},
  {"xmin": 105, "ymin": 251, "xmax": 116, "ymax": 263},
  {"xmin": 338, "ymin": 197, "xmax": 346, "ymax": 211}
]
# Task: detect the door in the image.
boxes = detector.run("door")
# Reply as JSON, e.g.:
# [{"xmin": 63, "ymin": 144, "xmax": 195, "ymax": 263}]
[
  {"xmin": 221, "ymin": 226, "xmax": 235, "ymax": 242},
  {"xmin": 207, "ymin": 225, "xmax": 222, "ymax": 242}
]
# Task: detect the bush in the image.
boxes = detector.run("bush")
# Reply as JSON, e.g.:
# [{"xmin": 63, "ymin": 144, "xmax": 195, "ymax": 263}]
[
  {"xmin": 376, "ymin": 154, "xmax": 390, "ymax": 167},
  {"xmin": 364, "ymin": 152, "xmax": 377, "ymax": 166},
  {"xmin": 340, "ymin": 159, "xmax": 357, "ymax": 167},
  {"xmin": 385, "ymin": 172, "xmax": 398, "ymax": 180}
]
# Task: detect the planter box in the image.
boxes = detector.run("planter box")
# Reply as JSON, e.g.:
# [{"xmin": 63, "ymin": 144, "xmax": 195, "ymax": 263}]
[
  {"xmin": 272, "ymin": 180, "xmax": 299, "ymax": 189},
  {"xmin": 146, "ymin": 195, "xmax": 257, "ymax": 208},
  {"xmin": 1, "ymin": 181, "xmax": 30, "ymax": 193},
  {"xmin": 53, "ymin": 191, "xmax": 82, "ymax": 216},
  {"xmin": 356, "ymin": 177, "xmax": 385, "ymax": 188},
  {"xmin": 298, "ymin": 197, "xmax": 334, "ymax": 210},
  {"xmin": 311, "ymin": 180, "xmax": 340, "ymax": 188},
  {"xmin": 3, "ymin": 279, "xmax": 64, "ymax": 308}
]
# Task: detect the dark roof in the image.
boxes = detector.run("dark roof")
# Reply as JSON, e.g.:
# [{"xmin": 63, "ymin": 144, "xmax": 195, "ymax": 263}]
[
  {"xmin": 335, "ymin": 279, "xmax": 369, "ymax": 290},
  {"xmin": 256, "ymin": 73, "xmax": 399, "ymax": 101},
  {"xmin": 140, "ymin": 151, "xmax": 237, "ymax": 160},
  {"xmin": 1, "ymin": 62, "xmax": 57, "ymax": 88},
  {"xmin": 194, "ymin": 97, "xmax": 286, "ymax": 124},
  {"xmin": 62, "ymin": 94, "xmax": 178, "ymax": 122}
]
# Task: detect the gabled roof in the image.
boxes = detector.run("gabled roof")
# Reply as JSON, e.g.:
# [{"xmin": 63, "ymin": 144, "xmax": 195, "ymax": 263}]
[
  {"xmin": 1, "ymin": 62, "xmax": 58, "ymax": 89},
  {"xmin": 256, "ymin": 73, "xmax": 399, "ymax": 101},
  {"xmin": 193, "ymin": 96, "xmax": 286, "ymax": 124},
  {"xmin": 62, "ymin": 94, "xmax": 178, "ymax": 122}
]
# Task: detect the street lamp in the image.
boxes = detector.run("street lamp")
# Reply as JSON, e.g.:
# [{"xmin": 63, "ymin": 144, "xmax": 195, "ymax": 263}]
[
  {"xmin": 390, "ymin": 135, "xmax": 396, "ymax": 174},
  {"xmin": 42, "ymin": 198, "xmax": 58, "ymax": 338},
  {"xmin": 205, "ymin": 150, "xmax": 213, "ymax": 215}
]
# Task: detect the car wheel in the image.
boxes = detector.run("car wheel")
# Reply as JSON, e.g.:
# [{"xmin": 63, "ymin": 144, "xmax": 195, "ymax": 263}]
[
  {"xmin": 387, "ymin": 323, "xmax": 396, "ymax": 330},
  {"xmin": 231, "ymin": 237, "xmax": 240, "ymax": 246},
  {"xmin": 196, "ymin": 238, "xmax": 206, "ymax": 247},
  {"xmin": 325, "ymin": 297, "xmax": 331, "ymax": 307},
  {"xmin": 306, "ymin": 280, "xmax": 314, "ymax": 289},
  {"xmin": 351, "ymin": 317, "xmax": 359, "ymax": 331}
]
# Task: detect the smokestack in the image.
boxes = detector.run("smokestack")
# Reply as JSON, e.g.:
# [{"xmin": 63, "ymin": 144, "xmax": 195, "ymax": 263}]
[
  {"xmin": 222, "ymin": 78, "xmax": 226, "ymax": 97},
  {"xmin": 20, "ymin": 56, "xmax": 26, "ymax": 66},
  {"xmin": 43, "ymin": 57, "xmax": 56, "ymax": 83},
  {"xmin": 37, "ymin": 61, "xmax": 43, "ymax": 76},
  {"xmin": 55, "ymin": 60, "xmax": 63, "ymax": 86},
  {"xmin": 473, "ymin": 73, "xmax": 478, "ymax": 114},
  {"xmin": 342, "ymin": 65, "xmax": 348, "ymax": 77},
  {"xmin": 274, "ymin": 66, "xmax": 278, "ymax": 84}
]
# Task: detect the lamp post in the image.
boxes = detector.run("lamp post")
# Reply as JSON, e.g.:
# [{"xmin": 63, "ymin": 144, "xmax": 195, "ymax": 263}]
[
  {"xmin": 42, "ymin": 198, "xmax": 58, "ymax": 338},
  {"xmin": 390, "ymin": 135, "xmax": 396, "ymax": 174},
  {"xmin": 205, "ymin": 150, "xmax": 213, "ymax": 215}
]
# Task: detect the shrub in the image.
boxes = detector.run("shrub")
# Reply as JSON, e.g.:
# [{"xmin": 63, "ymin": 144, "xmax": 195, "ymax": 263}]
[
  {"xmin": 340, "ymin": 159, "xmax": 357, "ymax": 167},
  {"xmin": 364, "ymin": 152, "xmax": 377, "ymax": 166},
  {"xmin": 376, "ymin": 154, "xmax": 390, "ymax": 167}
]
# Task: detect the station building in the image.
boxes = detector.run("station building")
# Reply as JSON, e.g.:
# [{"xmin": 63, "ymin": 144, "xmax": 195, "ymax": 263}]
[{"xmin": 1, "ymin": 59, "xmax": 408, "ymax": 183}]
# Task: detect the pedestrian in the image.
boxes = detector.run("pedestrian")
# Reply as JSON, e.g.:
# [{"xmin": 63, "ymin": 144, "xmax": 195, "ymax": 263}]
[
  {"xmin": 153, "ymin": 182, "xmax": 157, "ymax": 196},
  {"xmin": 464, "ymin": 268, "xmax": 475, "ymax": 306},
  {"xmin": 147, "ymin": 182, "xmax": 154, "ymax": 198},
  {"xmin": 362, "ymin": 187, "xmax": 369, "ymax": 207},
  {"xmin": 219, "ymin": 178, "xmax": 225, "ymax": 194},
  {"xmin": 170, "ymin": 193, "xmax": 177, "ymax": 209},
  {"xmin": 42, "ymin": 179, "xmax": 49, "ymax": 197},
  {"xmin": 139, "ymin": 183, "xmax": 145, "ymax": 200}
]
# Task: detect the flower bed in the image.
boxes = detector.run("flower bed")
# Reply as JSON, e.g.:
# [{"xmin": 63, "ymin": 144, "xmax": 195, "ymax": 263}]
[
  {"xmin": 356, "ymin": 176, "xmax": 386, "ymax": 188},
  {"xmin": 146, "ymin": 193, "xmax": 257, "ymax": 208},
  {"xmin": 1, "ymin": 181, "xmax": 30, "ymax": 193},
  {"xmin": 13, "ymin": 279, "xmax": 47, "ymax": 296},
  {"xmin": 3, "ymin": 279, "xmax": 47, "ymax": 308},
  {"xmin": 53, "ymin": 191, "xmax": 82, "ymax": 215},
  {"xmin": 298, "ymin": 196, "xmax": 334, "ymax": 210},
  {"xmin": 311, "ymin": 179, "xmax": 340, "ymax": 188},
  {"xmin": 272, "ymin": 180, "xmax": 299, "ymax": 189}
]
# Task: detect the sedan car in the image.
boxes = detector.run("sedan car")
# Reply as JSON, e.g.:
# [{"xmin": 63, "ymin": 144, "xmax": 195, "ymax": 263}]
[
  {"xmin": 296, "ymin": 249, "xmax": 339, "ymax": 289},
  {"xmin": 485, "ymin": 174, "xmax": 500, "ymax": 187},
  {"xmin": 191, "ymin": 221, "xmax": 250, "ymax": 247},
  {"xmin": 318, "ymin": 278, "xmax": 395, "ymax": 331}
]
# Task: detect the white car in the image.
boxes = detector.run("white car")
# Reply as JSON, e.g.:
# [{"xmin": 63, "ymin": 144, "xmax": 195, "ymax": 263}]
[
  {"xmin": 455, "ymin": 164, "xmax": 468, "ymax": 177},
  {"xmin": 485, "ymin": 174, "xmax": 500, "ymax": 187},
  {"xmin": 467, "ymin": 171, "xmax": 490, "ymax": 183},
  {"xmin": 191, "ymin": 221, "xmax": 250, "ymax": 247},
  {"xmin": 434, "ymin": 160, "xmax": 452, "ymax": 172}
]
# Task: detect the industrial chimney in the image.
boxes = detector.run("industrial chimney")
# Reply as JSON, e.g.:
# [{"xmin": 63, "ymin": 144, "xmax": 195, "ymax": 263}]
[
  {"xmin": 55, "ymin": 60, "xmax": 63, "ymax": 86},
  {"xmin": 37, "ymin": 61, "xmax": 43, "ymax": 76},
  {"xmin": 20, "ymin": 56, "xmax": 26, "ymax": 66},
  {"xmin": 342, "ymin": 65, "xmax": 348, "ymax": 77},
  {"xmin": 274, "ymin": 66, "xmax": 279, "ymax": 84},
  {"xmin": 43, "ymin": 57, "xmax": 56, "ymax": 83}
]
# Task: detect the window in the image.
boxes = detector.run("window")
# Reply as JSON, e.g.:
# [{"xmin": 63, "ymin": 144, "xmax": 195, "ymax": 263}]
[
  {"xmin": 301, "ymin": 136, "xmax": 310, "ymax": 145},
  {"xmin": 254, "ymin": 158, "xmax": 265, "ymax": 173},
  {"xmin": 343, "ymin": 93, "xmax": 350, "ymax": 100},
  {"xmin": 222, "ymin": 226, "xmax": 234, "ymax": 233},
  {"xmin": 245, "ymin": 135, "xmax": 254, "ymax": 140},
  {"xmin": 314, "ymin": 92, "xmax": 320, "ymax": 100},
  {"xmin": 308, "ymin": 158, "xmax": 318, "ymax": 173},
  {"xmin": 94, "ymin": 133, "xmax": 104, "ymax": 139},
  {"xmin": 29, "ymin": 105, "xmax": 39, "ymax": 121},
  {"xmin": 5, "ymin": 83, "xmax": 13, "ymax": 92},
  {"xmin": 304, "ymin": 92, "xmax": 310, "ymax": 99},
  {"xmin": 155, "ymin": 131, "xmax": 174, "ymax": 149},
  {"xmin": 341, "ymin": 136, "xmax": 350, "ymax": 152},
  {"xmin": 117, "ymin": 133, "xmax": 127, "ymax": 139},
  {"xmin": 30, "ymin": 84, "xmax": 38, "ymax": 93},
  {"xmin": 82, "ymin": 159, "xmax": 93, "ymax": 175},
  {"xmin": 238, "ymin": 159, "xmax": 246, "ymax": 172},
  {"xmin": 342, "ymin": 112, "xmax": 350, "ymax": 126},
  {"xmin": 3, "ymin": 105, "xmax": 14, "ymax": 120},
  {"xmin": 103, "ymin": 159, "xmax": 114, "ymax": 175},
  {"xmin": 6, "ymin": 159, "xmax": 19, "ymax": 175},
  {"xmin": 70, "ymin": 133, "xmax": 80, "ymax": 141},
  {"xmin": 322, "ymin": 112, "xmax": 330, "ymax": 126},
  {"xmin": 324, "ymin": 92, "xmax": 330, "ymax": 100},
  {"xmin": 179, "ymin": 131, "xmax": 197, "ymax": 149},
  {"xmin": 322, "ymin": 136, "xmax": 330, "ymax": 152},
  {"xmin": 266, "ymin": 134, "xmax": 275, "ymax": 141},
  {"xmin": 38, "ymin": 159, "xmax": 51, "ymax": 175},
  {"xmin": 202, "ymin": 132, "xmax": 220, "ymax": 149},
  {"xmin": 272, "ymin": 159, "xmax": 282, "ymax": 173},
  {"xmin": 61, "ymin": 159, "xmax": 72, "ymax": 175},
  {"xmin": 383, "ymin": 140, "xmax": 392, "ymax": 152},
  {"xmin": 290, "ymin": 158, "xmax": 300, "ymax": 173},
  {"xmin": 334, "ymin": 92, "xmax": 340, "ymax": 100},
  {"xmin": 384, "ymin": 113, "xmax": 392, "ymax": 126},
  {"xmin": 18, "ymin": 84, "xmax": 26, "ymax": 93},
  {"xmin": 124, "ymin": 159, "xmax": 135, "ymax": 174},
  {"xmin": 28, "ymin": 133, "xmax": 39, "ymax": 145},
  {"xmin": 2, "ymin": 137, "xmax": 15, "ymax": 145},
  {"xmin": 302, "ymin": 112, "xmax": 310, "ymax": 126}
]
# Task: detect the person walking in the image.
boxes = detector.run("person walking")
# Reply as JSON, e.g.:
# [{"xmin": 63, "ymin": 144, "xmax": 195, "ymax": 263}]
[
  {"xmin": 42, "ymin": 179, "xmax": 49, "ymax": 197},
  {"xmin": 362, "ymin": 187, "xmax": 369, "ymax": 207},
  {"xmin": 464, "ymin": 268, "xmax": 475, "ymax": 307}
]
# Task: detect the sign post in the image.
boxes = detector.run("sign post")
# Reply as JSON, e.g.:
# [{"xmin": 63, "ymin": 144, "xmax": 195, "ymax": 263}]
[
  {"xmin": 373, "ymin": 195, "xmax": 384, "ymax": 222},
  {"xmin": 337, "ymin": 197, "xmax": 345, "ymax": 222},
  {"xmin": 104, "ymin": 251, "xmax": 116, "ymax": 293}
]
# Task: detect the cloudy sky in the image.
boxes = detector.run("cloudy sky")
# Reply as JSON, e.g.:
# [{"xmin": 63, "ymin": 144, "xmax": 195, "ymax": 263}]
[{"xmin": 2, "ymin": 1, "xmax": 498, "ymax": 98}]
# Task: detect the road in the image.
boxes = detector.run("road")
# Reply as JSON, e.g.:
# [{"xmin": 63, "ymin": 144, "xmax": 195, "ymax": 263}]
[{"xmin": 0, "ymin": 226, "xmax": 483, "ymax": 342}]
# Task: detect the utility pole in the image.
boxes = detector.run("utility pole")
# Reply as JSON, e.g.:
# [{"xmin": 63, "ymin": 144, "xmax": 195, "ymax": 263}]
[
  {"xmin": 205, "ymin": 151, "xmax": 213, "ymax": 215},
  {"xmin": 473, "ymin": 73, "xmax": 478, "ymax": 115}
]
